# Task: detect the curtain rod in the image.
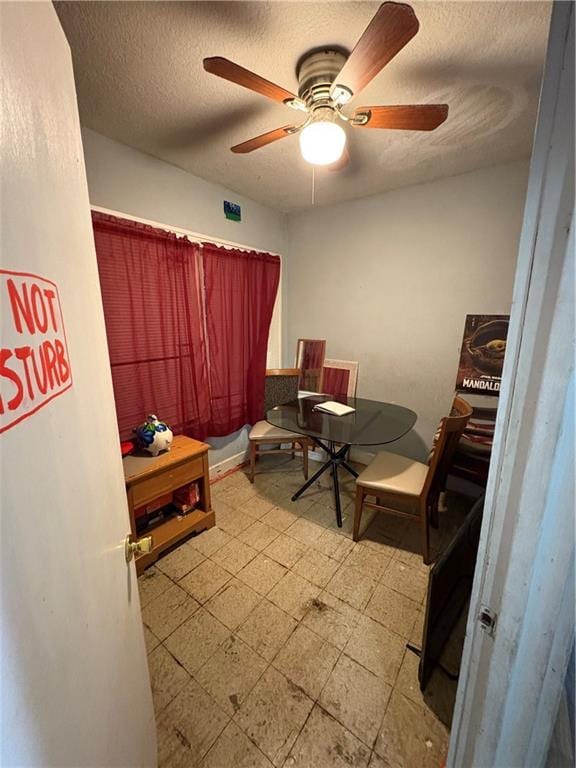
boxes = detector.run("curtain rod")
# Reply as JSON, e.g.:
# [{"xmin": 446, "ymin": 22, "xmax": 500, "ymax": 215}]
[{"xmin": 90, "ymin": 205, "xmax": 282, "ymax": 258}]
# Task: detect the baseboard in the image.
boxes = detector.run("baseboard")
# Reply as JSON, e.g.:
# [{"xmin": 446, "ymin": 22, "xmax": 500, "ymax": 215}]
[{"xmin": 209, "ymin": 449, "xmax": 248, "ymax": 479}]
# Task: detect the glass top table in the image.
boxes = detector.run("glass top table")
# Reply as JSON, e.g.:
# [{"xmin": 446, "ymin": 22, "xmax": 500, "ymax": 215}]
[{"xmin": 267, "ymin": 395, "xmax": 417, "ymax": 527}]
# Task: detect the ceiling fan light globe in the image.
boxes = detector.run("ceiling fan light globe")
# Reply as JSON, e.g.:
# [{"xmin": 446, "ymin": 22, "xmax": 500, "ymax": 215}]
[{"xmin": 299, "ymin": 121, "xmax": 346, "ymax": 166}]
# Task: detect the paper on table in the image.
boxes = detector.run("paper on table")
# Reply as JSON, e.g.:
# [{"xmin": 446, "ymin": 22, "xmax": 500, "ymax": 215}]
[{"xmin": 313, "ymin": 401, "xmax": 356, "ymax": 417}]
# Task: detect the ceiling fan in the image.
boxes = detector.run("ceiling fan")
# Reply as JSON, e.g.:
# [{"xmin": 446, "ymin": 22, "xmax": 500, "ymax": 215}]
[{"xmin": 203, "ymin": 2, "xmax": 448, "ymax": 168}]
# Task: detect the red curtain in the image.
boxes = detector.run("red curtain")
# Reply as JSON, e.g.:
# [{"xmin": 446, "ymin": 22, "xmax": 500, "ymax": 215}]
[
  {"xmin": 202, "ymin": 243, "xmax": 280, "ymax": 435},
  {"xmin": 92, "ymin": 213, "xmax": 280, "ymax": 440},
  {"xmin": 93, "ymin": 213, "xmax": 210, "ymax": 439}
]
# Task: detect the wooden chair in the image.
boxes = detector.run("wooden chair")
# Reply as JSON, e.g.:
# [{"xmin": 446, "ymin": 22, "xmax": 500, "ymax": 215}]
[
  {"xmin": 353, "ymin": 396, "xmax": 473, "ymax": 563},
  {"xmin": 295, "ymin": 339, "xmax": 326, "ymax": 392},
  {"xmin": 248, "ymin": 369, "xmax": 309, "ymax": 483},
  {"xmin": 322, "ymin": 359, "xmax": 359, "ymax": 398}
]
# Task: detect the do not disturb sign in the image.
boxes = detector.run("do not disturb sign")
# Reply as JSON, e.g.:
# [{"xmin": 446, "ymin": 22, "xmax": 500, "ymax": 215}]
[{"xmin": 1, "ymin": 269, "xmax": 73, "ymax": 434}]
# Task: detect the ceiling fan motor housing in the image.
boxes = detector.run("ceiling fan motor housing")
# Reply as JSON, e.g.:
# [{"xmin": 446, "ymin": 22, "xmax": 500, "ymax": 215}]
[{"xmin": 296, "ymin": 49, "xmax": 348, "ymax": 108}]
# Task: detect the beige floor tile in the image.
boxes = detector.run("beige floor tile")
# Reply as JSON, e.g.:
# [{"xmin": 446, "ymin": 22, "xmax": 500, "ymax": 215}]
[
  {"xmin": 319, "ymin": 654, "xmax": 392, "ymax": 748},
  {"xmin": 194, "ymin": 635, "xmax": 268, "ymax": 716},
  {"xmin": 188, "ymin": 526, "xmax": 232, "ymax": 557},
  {"xmin": 204, "ymin": 578, "xmax": 262, "ymax": 631},
  {"xmin": 313, "ymin": 529, "xmax": 355, "ymax": 562},
  {"xmin": 142, "ymin": 583, "xmax": 201, "ymax": 641},
  {"xmin": 393, "ymin": 649, "xmax": 457, "ymax": 729},
  {"xmin": 237, "ymin": 520, "xmax": 280, "ymax": 551},
  {"xmin": 368, "ymin": 750, "xmax": 387, "ymax": 767},
  {"xmin": 365, "ymin": 584, "xmax": 421, "ymax": 639},
  {"xmin": 261, "ymin": 505, "xmax": 300, "ymax": 532},
  {"xmin": 367, "ymin": 514, "xmax": 410, "ymax": 544},
  {"xmin": 302, "ymin": 501, "xmax": 338, "ymax": 528},
  {"xmin": 292, "ymin": 549, "xmax": 340, "ymax": 588},
  {"xmin": 325, "ymin": 563, "xmax": 378, "ymax": 611},
  {"xmin": 202, "ymin": 721, "xmax": 273, "ymax": 768},
  {"xmin": 374, "ymin": 690, "xmax": 449, "ymax": 768},
  {"xmin": 258, "ymin": 482, "xmax": 295, "ymax": 506},
  {"xmin": 243, "ymin": 495, "xmax": 278, "ymax": 520},
  {"xmin": 155, "ymin": 541, "xmax": 206, "ymax": 581},
  {"xmin": 148, "ymin": 645, "xmax": 190, "ymax": 715},
  {"xmin": 272, "ymin": 624, "xmax": 339, "ymax": 700},
  {"xmin": 263, "ymin": 534, "xmax": 308, "ymax": 569},
  {"xmin": 285, "ymin": 517, "xmax": 325, "ymax": 547},
  {"xmin": 237, "ymin": 553, "xmax": 287, "ymax": 596},
  {"xmin": 345, "ymin": 615, "xmax": 406, "ymax": 685},
  {"xmin": 213, "ymin": 502, "xmax": 256, "ymax": 537},
  {"xmin": 164, "ymin": 608, "xmax": 231, "ymax": 675},
  {"xmin": 138, "ymin": 565, "xmax": 172, "ymax": 608},
  {"xmin": 179, "ymin": 559, "xmax": 232, "ymax": 604},
  {"xmin": 236, "ymin": 599, "xmax": 297, "ymax": 662},
  {"xmin": 358, "ymin": 520, "xmax": 409, "ymax": 554},
  {"xmin": 343, "ymin": 543, "xmax": 392, "ymax": 580},
  {"xmin": 143, "ymin": 625, "xmax": 160, "ymax": 655},
  {"xmin": 268, "ymin": 571, "xmax": 320, "ymax": 621},
  {"xmin": 288, "ymin": 493, "xmax": 318, "ymax": 517},
  {"xmin": 393, "ymin": 538, "xmax": 430, "ymax": 575},
  {"xmin": 410, "ymin": 609, "xmax": 425, "ymax": 647},
  {"xmin": 225, "ymin": 484, "xmax": 259, "ymax": 509},
  {"xmin": 157, "ymin": 678, "xmax": 229, "ymax": 767},
  {"xmin": 210, "ymin": 537, "xmax": 258, "ymax": 575},
  {"xmin": 234, "ymin": 666, "xmax": 314, "ymax": 766},
  {"xmin": 285, "ymin": 705, "xmax": 371, "ymax": 768},
  {"xmin": 313, "ymin": 488, "xmax": 354, "ymax": 514},
  {"xmin": 301, "ymin": 591, "xmax": 361, "ymax": 650},
  {"xmin": 380, "ymin": 559, "xmax": 429, "ymax": 604}
]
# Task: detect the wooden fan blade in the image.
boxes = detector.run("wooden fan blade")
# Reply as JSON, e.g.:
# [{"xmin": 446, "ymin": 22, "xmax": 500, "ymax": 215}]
[
  {"xmin": 332, "ymin": 3, "xmax": 419, "ymax": 98},
  {"xmin": 352, "ymin": 104, "xmax": 449, "ymax": 130},
  {"xmin": 231, "ymin": 125, "xmax": 297, "ymax": 154},
  {"xmin": 204, "ymin": 57, "xmax": 297, "ymax": 104}
]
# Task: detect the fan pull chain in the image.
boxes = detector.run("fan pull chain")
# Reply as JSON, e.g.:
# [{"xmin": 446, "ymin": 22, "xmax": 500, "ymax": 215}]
[{"xmin": 312, "ymin": 165, "xmax": 315, "ymax": 206}]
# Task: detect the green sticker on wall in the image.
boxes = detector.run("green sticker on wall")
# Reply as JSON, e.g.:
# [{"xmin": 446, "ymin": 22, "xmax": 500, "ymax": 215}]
[{"xmin": 224, "ymin": 201, "xmax": 241, "ymax": 221}]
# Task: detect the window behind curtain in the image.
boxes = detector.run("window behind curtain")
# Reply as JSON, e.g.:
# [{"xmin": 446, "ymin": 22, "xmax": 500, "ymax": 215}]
[{"xmin": 92, "ymin": 212, "xmax": 280, "ymax": 440}]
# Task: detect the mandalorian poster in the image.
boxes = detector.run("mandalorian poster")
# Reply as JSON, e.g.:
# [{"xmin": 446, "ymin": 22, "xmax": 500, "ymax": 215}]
[{"xmin": 455, "ymin": 314, "xmax": 509, "ymax": 396}]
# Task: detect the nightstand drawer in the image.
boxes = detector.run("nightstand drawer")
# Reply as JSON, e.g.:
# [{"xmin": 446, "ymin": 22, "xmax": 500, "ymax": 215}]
[{"xmin": 131, "ymin": 457, "xmax": 203, "ymax": 508}]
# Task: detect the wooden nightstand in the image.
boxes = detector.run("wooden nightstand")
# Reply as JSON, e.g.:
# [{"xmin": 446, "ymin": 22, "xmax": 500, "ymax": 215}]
[{"xmin": 123, "ymin": 435, "xmax": 214, "ymax": 574}]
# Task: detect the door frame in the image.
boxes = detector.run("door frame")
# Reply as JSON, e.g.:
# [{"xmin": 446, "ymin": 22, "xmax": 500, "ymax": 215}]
[{"xmin": 448, "ymin": 1, "xmax": 574, "ymax": 765}]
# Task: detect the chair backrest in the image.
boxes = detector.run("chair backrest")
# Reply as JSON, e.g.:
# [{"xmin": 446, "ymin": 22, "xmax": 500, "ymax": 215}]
[
  {"xmin": 264, "ymin": 368, "xmax": 300, "ymax": 415},
  {"xmin": 295, "ymin": 339, "xmax": 326, "ymax": 392},
  {"xmin": 322, "ymin": 359, "xmax": 359, "ymax": 398},
  {"xmin": 424, "ymin": 396, "xmax": 473, "ymax": 500}
]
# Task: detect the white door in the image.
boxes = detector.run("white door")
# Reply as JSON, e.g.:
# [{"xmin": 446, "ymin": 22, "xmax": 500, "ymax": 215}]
[
  {"xmin": 1, "ymin": 3, "xmax": 156, "ymax": 766},
  {"xmin": 448, "ymin": 1, "xmax": 574, "ymax": 765}
]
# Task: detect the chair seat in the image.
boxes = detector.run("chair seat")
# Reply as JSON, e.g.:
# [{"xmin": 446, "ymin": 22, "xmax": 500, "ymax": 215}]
[
  {"xmin": 357, "ymin": 450, "xmax": 428, "ymax": 496},
  {"xmin": 249, "ymin": 420, "xmax": 304, "ymax": 442}
]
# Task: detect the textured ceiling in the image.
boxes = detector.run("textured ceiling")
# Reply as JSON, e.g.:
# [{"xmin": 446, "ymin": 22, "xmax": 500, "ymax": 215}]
[{"xmin": 55, "ymin": 1, "xmax": 550, "ymax": 212}]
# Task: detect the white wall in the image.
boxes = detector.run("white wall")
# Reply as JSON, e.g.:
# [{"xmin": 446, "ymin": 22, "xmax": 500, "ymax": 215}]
[
  {"xmin": 81, "ymin": 128, "xmax": 288, "ymax": 469},
  {"xmin": 285, "ymin": 160, "xmax": 530, "ymax": 460},
  {"xmin": 82, "ymin": 128, "xmax": 287, "ymax": 254}
]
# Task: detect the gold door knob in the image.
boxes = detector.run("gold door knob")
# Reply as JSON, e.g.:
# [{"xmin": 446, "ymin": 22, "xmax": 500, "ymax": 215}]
[{"xmin": 125, "ymin": 534, "xmax": 153, "ymax": 563}]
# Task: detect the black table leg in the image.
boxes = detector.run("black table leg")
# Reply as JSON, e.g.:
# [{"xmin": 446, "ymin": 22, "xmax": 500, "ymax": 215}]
[
  {"xmin": 331, "ymin": 450, "xmax": 343, "ymax": 527},
  {"xmin": 291, "ymin": 457, "xmax": 333, "ymax": 501},
  {"xmin": 290, "ymin": 438, "xmax": 352, "ymax": 527}
]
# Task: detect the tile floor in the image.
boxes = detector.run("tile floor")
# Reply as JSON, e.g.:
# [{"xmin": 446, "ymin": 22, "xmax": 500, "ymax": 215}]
[{"xmin": 139, "ymin": 455, "xmax": 468, "ymax": 768}]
